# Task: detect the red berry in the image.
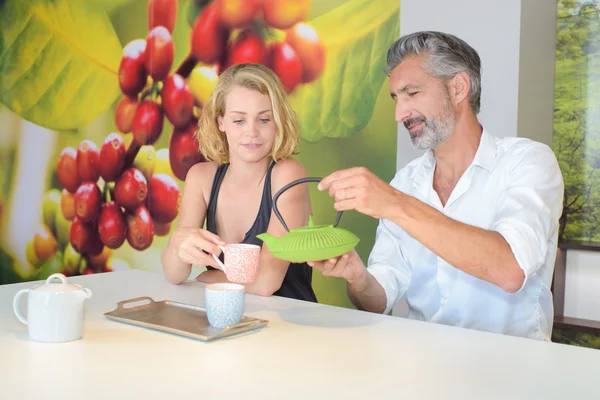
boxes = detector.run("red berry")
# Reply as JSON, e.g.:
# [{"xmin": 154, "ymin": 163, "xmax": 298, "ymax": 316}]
[
  {"xmin": 161, "ymin": 74, "xmax": 195, "ymax": 129},
  {"xmin": 126, "ymin": 206, "xmax": 154, "ymax": 251},
  {"xmin": 267, "ymin": 42, "xmax": 303, "ymax": 93},
  {"xmin": 98, "ymin": 201, "xmax": 127, "ymax": 249},
  {"xmin": 217, "ymin": 0, "xmax": 261, "ymax": 29},
  {"xmin": 70, "ymin": 217, "xmax": 94, "ymax": 254},
  {"xmin": 148, "ymin": 174, "xmax": 180, "ymax": 224},
  {"xmin": 169, "ymin": 123, "xmax": 206, "ymax": 181},
  {"xmin": 56, "ymin": 147, "xmax": 80, "ymax": 194},
  {"xmin": 148, "ymin": 0, "xmax": 178, "ymax": 33},
  {"xmin": 154, "ymin": 221, "xmax": 172, "ymax": 237},
  {"xmin": 60, "ymin": 189, "xmax": 76, "ymax": 220},
  {"xmin": 222, "ymin": 29, "xmax": 266, "ymax": 71},
  {"xmin": 286, "ymin": 23, "xmax": 326, "ymax": 83},
  {"xmin": 262, "ymin": 0, "xmax": 310, "ymax": 30},
  {"xmin": 74, "ymin": 182, "xmax": 102, "ymax": 222},
  {"xmin": 144, "ymin": 26, "xmax": 174, "ymax": 82},
  {"xmin": 115, "ymin": 168, "xmax": 148, "ymax": 211},
  {"xmin": 119, "ymin": 39, "xmax": 147, "ymax": 96},
  {"xmin": 98, "ymin": 133, "xmax": 126, "ymax": 182},
  {"xmin": 33, "ymin": 225, "xmax": 57, "ymax": 261},
  {"xmin": 131, "ymin": 100, "xmax": 164, "ymax": 145},
  {"xmin": 77, "ymin": 140, "xmax": 100, "ymax": 183},
  {"xmin": 88, "ymin": 246, "xmax": 112, "ymax": 271},
  {"xmin": 191, "ymin": 3, "xmax": 229, "ymax": 64},
  {"xmin": 115, "ymin": 96, "xmax": 139, "ymax": 133},
  {"xmin": 86, "ymin": 233, "xmax": 104, "ymax": 257}
]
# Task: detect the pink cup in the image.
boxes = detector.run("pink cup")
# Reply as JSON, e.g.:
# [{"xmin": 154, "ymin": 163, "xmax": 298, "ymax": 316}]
[{"xmin": 211, "ymin": 244, "xmax": 261, "ymax": 283}]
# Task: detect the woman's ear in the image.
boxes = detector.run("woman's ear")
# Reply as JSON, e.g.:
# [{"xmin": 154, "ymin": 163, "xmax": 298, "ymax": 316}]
[{"xmin": 217, "ymin": 116, "xmax": 225, "ymax": 132}]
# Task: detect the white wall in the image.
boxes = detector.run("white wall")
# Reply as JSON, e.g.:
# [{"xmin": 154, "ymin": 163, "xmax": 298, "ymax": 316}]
[
  {"xmin": 396, "ymin": 0, "xmax": 521, "ymax": 173},
  {"xmin": 565, "ymin": 251, "xmax": 600, "ymax": 321},
  {"xmin": 393, "ymin": 0, "xmax": 599, "ymax": 323}
]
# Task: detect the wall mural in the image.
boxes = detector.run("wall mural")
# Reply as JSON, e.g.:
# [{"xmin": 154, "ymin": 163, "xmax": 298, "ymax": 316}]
[
  {"xmin": 553, "ymin": 0, "xmax": 600, "ymax": 248},
  {"xmin": 551, "ymin": 0, "xmax": 600, "ymax": 349},
  {"xmin": 0, "ymin": 0, "xmax": 400, "ymax": 309}
]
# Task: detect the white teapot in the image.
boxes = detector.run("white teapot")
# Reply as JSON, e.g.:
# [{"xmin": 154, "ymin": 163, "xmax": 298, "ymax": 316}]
[{"xmin": 13, "ymin": 273, "xmax": 92, "ymax": 342}]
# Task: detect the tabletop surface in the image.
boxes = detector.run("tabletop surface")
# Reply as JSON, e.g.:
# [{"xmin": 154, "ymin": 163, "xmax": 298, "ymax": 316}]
[{"xmin": 1, "ymin": 269, "xmax": 599, "ymax": 399}]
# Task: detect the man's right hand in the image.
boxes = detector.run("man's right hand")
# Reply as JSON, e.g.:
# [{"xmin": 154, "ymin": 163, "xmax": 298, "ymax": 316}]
[
  {"xmin": 307, "ymin": 249, "xmax": 367, "ymax": 285},
  {"xmin": 309, "ymin": 249, "xmax": 388, "ymax": 313},
  {"xmin": 173, "ymin": 227, "xmax": 226, "ymax": 269}
]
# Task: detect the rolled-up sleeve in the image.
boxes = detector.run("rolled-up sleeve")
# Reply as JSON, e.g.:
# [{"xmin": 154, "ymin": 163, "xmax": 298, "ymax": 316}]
[
  {"xmin": 491, "ymin": 143, "xmax": 564, "ymax": 291},
  {"xmin": 367, "ymin": 218, "xmax": 412, "ymax": 314}
]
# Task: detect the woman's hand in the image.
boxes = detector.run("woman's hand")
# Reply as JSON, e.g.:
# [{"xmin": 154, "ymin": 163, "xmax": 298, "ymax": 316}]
[{"xmin": 173, "ymin": 227, "xmax": 226, "ymax": 269}]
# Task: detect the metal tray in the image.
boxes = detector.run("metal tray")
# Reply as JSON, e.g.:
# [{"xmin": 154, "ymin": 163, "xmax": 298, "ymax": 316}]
[{"xmin": 104, "ymin": 296, "xmax": 268, "ymax": 341}]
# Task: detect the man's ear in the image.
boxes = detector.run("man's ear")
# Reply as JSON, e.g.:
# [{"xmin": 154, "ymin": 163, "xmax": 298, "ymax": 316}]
[{"xmin": 452, "ymin": 72, "xmax": 471, "ymax": 105}]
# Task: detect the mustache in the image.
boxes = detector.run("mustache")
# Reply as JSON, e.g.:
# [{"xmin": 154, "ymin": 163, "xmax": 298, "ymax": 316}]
[{"xmin": 404, "ymin": 116, "xmax": 426, "ymax": 129}]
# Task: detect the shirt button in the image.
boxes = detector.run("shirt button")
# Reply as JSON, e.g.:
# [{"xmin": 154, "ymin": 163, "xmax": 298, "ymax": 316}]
[{"xmin": 441, "ymin": 299, "xmax": 447, "ymax": 306}]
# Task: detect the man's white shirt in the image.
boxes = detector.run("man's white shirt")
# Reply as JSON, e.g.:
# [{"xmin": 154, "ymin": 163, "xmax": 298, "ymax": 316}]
[{"xmin": 368, "ymin": 129, "xmax": 565, "ymax": 341}]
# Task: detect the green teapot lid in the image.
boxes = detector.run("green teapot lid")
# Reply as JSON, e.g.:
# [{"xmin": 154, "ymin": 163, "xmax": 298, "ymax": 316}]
[{"xmin": 257, "ymin": 178, "xmax": 360, "ymax": 263}]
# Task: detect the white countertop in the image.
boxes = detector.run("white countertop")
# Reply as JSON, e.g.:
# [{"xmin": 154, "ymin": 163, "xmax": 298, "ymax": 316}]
[{"xmin": 1, "ymin": 269, "xmax": 599, "ymax": 399}]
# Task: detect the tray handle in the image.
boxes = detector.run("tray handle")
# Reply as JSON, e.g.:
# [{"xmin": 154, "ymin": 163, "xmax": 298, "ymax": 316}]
[
  {"xmin": 219, "ymin": 320, "xmax": 262, "ymax": 335},
  {"xmin": 116, "ymin": 296, "xmax": 156, "ymax": 310}
]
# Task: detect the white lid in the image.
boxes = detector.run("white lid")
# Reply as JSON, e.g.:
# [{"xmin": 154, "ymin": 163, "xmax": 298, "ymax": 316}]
[{"xmin": 34, "ymin": 273, "xmax": 83, "ymax": 293}]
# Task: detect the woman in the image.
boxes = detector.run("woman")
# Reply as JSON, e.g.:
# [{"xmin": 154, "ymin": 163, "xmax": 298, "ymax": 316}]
[{"xmin": 160, "ymin": 63, "xmax": 317, "ymax": 302}]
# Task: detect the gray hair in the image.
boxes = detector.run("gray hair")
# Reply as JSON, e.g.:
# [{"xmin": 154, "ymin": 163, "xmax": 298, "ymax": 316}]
[{"xmin": 384, "ymin": 31, "xmax": 482, "ymax": 114}]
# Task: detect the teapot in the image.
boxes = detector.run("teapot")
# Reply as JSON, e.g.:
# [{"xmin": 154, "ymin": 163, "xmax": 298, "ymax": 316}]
[
  {"xmin": 13, "ymin": 273, "xmax": 93, "ymax": 342},
  {"xmin": 257, "ymin": 177, "xmax": 360, "ymax": 263}
]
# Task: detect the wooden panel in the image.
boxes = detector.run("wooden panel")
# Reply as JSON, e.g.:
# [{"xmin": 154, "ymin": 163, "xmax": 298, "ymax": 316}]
[
  {"xmin": 559, "ymin": 240, "xmax": 600, "ymax": 252},
  {"xmin": 551, "ymin": 248, "xmax": 566, "ymax": 318}
]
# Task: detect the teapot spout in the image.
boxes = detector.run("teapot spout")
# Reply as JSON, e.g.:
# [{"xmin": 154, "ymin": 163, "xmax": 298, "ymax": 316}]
[{"xmin": 79, "ymin": 288, "xmax": 93, "ymax": 300}]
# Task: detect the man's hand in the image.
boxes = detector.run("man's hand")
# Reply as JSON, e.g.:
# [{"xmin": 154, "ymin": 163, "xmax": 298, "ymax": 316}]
[
  {"xmin": 307, "ymin": 250, "xmax": 366, "ymax": 284},
  {"xmin": 308, "ymin": 249, "xmax": 388, "ymax": 313},
  {"xmin": 318, "ymin": 167, "xmax": 401, "ymax": 220}
]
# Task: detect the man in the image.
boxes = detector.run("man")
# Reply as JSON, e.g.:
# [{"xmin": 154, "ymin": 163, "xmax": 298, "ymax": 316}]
[{"xmin": 309, "ymin": 31, "xmax": 565, "ymax": 341}]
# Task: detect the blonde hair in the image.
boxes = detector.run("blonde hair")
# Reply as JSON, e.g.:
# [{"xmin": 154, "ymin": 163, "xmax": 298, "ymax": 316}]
[{"xmin": 196, "ymin": 63, "xmax": 300, "ymax": 164}]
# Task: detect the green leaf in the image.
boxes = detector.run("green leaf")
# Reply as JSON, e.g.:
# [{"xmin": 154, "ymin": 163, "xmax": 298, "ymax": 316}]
[
  {"xmin": 35, "ymin": 251, "xmax": 64, "ymax": 280},
  {"xmin": 88, "ymin": 0, "xmax": 139, "ymax": 14},
  {"xmin": 289, "ymin": 0, "xmax": 400, "ymax": 143},
  {"xmin": 0, "ymin": 0, "xmax": 123, "ymax": 130}
]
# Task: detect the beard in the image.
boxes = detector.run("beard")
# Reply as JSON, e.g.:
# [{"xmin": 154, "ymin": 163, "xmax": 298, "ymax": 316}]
[{"xmin": 404, "ymin": 91, "xmax": 456, "ymax": 150}]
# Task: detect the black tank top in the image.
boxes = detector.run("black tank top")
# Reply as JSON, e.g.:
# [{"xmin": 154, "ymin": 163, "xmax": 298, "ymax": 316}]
[{"xmin": 206, "ymin": 161, "xmax": 318, "ymax": 303}]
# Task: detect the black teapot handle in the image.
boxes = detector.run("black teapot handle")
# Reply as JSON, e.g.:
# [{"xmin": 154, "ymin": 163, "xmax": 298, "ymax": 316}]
[{"xmin": 272, "ymin": 177, "xmax": 344, "ymax": 232}]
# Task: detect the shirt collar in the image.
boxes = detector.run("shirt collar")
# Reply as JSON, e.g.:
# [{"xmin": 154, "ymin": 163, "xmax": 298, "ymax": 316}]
[
  {"xmin": 471, "ymin": 128, "xmax": 497, "ymax": 172},
  {"xmin": 409, "ymin": 127, "xmax": 497, "ymax": 187}
]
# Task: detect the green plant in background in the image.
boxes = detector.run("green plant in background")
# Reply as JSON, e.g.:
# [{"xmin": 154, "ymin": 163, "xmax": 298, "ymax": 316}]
[
  {"xmin": 554, "ymin": 0, "xmax": 600, "ymax": 243},
  {"xmin": 551, "ymin": 0, "xmax": 600, "ymax": 350},
  {"xmin": 552, "ymin": 328, "xmax": 600, "ymax": 350}
]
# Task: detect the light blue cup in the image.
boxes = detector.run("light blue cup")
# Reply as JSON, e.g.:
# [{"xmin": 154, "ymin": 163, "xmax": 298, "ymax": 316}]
[{"xmin": 205, "ymin": 283, "xmax": 245, "ymax": 328}]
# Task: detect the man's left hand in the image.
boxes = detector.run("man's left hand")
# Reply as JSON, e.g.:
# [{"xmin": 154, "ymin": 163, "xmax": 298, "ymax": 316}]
[{"xmin": 318, "ymin": 167, "xmax": 401, "ymax": 220}]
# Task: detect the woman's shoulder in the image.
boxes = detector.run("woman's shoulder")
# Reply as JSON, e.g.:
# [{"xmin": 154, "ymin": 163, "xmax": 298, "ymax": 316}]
[
  {"xmin": 271, "ymin": 158, "xmax": 307, "ymax": 189},
  {"xmin": 185, "ymin": 161, "xmax": 220, "ymax": 183}
]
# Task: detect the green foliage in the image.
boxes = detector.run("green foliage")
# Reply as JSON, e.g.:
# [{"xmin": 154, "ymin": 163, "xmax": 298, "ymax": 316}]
[
  {"xmin": 552, "ymin": 328, "xmax": 600, "ymax": 349},
  {"xmin": 289, "ymin": 0, "xmax": 400, "ymax": 142},
  {"xmin": 553, "ymin": 0, "xmax": 600, "ymax": 242},
  {"xmin": 556, "ymin": 0, "xmax": 598, "ymax": 60},
  {"xmin": 0, "ymin": 0, "xmax": 123, "ymax": 130}
]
